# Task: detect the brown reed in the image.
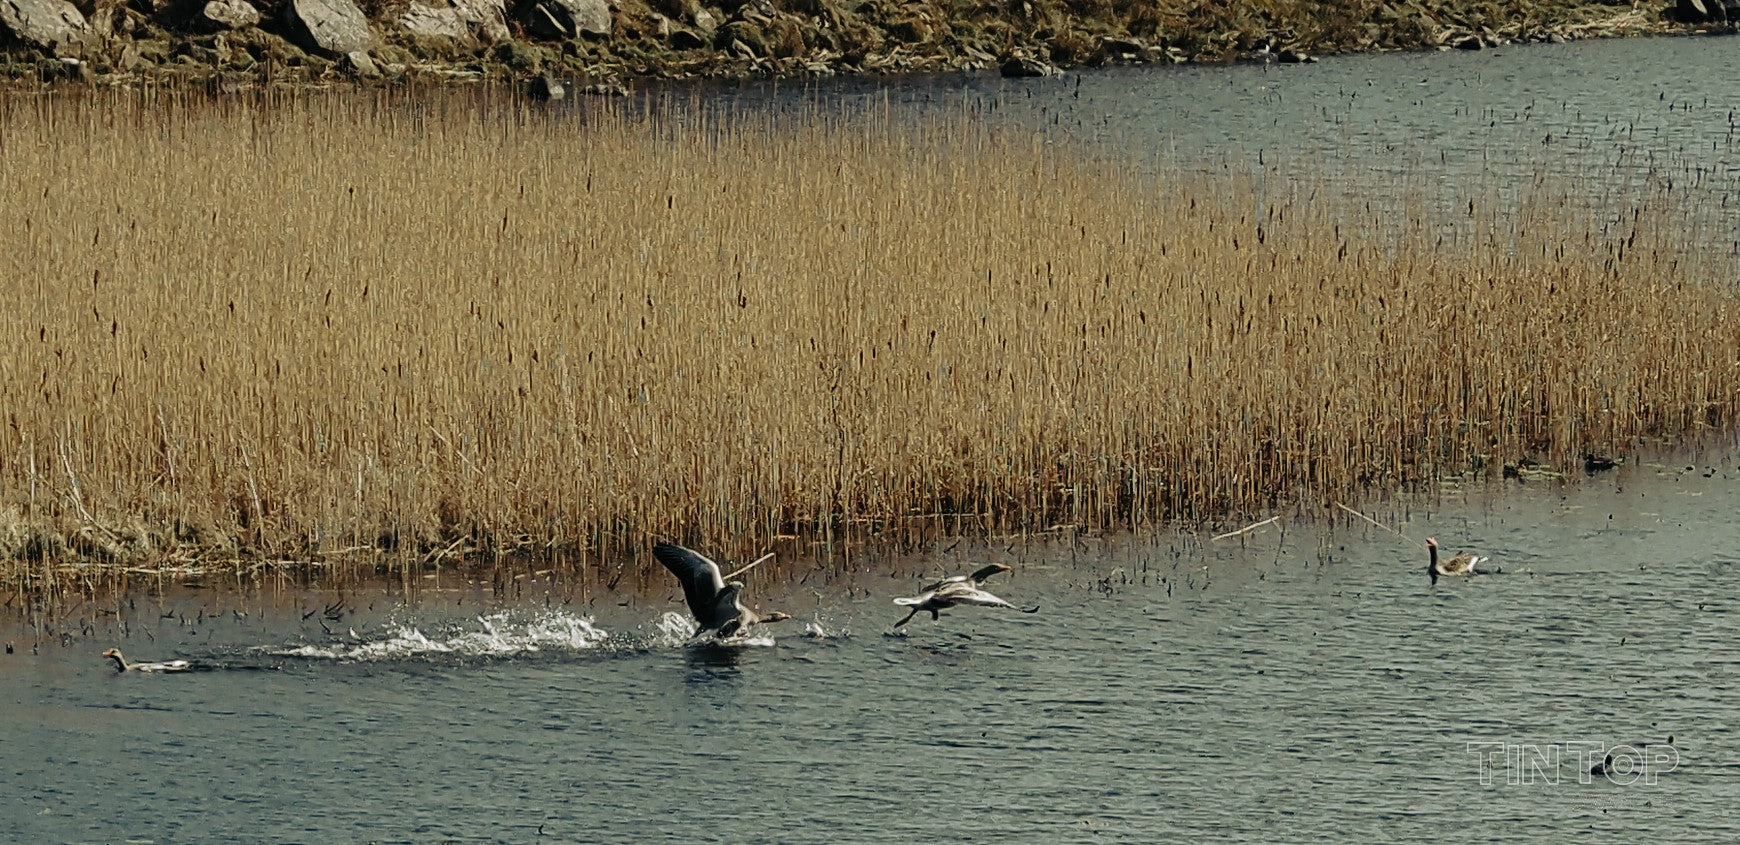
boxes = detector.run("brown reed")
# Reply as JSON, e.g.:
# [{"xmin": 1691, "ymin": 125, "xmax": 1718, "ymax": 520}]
[{"xmin": 0, "ymin": 88, "xmax": 1736, "ymax": 599}]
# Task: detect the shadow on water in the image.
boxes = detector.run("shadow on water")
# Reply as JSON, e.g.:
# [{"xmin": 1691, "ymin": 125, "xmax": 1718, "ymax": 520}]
[{"xmin": 682, "ymin": 641, "xmax": 747, "ymax": 682}]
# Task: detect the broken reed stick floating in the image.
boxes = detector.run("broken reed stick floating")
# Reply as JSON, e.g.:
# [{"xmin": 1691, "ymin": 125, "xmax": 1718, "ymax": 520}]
[
  {"xmin": 723, "ymin": 552, "xmax": 775, "ymax": 581},
  {"xmin": 1335, "ymin": 502, "xmax": 1416, "ymax": 546},
  {"xmin": 1210, "ymin": 516, "xmax": 1280, "ymax": 541}
]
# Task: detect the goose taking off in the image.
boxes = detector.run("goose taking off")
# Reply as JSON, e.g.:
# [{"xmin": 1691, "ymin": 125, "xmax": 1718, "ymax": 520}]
[
  {"xmin": 1426, "ymin": 537, "xmax": 1489, "ymax": 584},
  {"xmin": 653, "ymin": 542, "xmax": 792, "ymax": 639},
  {"xmin": 101, "ymin": 648, "xmax": 191, "ymax": 673},
  {"xmin": 892, "ymin": 563, "xmax": 1039, "ymax": 628}
]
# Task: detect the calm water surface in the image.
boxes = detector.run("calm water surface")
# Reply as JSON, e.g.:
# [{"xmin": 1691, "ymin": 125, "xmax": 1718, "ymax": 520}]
[
  {"xmin": 7, "ymin": 36, "xmax": 1740, "ymax": 842},
  {"xmin": 675, "ymin": 34, "xmax": 1740, "ymax": 188}
]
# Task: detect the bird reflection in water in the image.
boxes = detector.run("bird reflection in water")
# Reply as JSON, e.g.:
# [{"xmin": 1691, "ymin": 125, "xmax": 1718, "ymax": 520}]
[{"xmin": 684, "ymin": 640, "xmax": 746, "ymax": 678}]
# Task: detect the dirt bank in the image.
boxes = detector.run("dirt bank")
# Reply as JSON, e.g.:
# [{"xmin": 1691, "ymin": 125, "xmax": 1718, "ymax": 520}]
[{"xmin": 0, "ymin": 0, "xmax": 1726, "ymax": 90}]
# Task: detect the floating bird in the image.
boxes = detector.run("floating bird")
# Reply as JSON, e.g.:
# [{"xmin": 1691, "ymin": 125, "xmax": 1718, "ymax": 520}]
[
  {"xmin": 1426, "ymin": 537, "xmax": 1489, "ymax": 584},
  {"xmin": 653, "ymin": 542, "xmax": 791, "ymax": 639},
  {"xmin": 892, "ymin": 563, "xmax": 1038, "ymax": 628},
  {"xmin": 101, "ymin": 648, "xmax": 191, "ymax": 673},
  {"xmin": 1591, "ymin": 753, "xmax": 1615, "ymax": 777}
]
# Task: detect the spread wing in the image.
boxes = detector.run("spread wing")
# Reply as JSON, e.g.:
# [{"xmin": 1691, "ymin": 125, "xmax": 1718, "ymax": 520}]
[
  {"xmin": 938, "ymin": 584, "xmax": 1015, "ymax": 609},
  {"xmin": 920, "ymin": 564, "xmax": 1009, "ymax": 592},
  {"xmin": 653, "ymin": 542, "xmax": 727, "ymax": 623},
  {"xmin": 918, "ymin": 574, "xmax": 967, "ymax": 592},
  {"xmin": 893, "ymin": 590, "xmax": 936, "ymax": 607}
]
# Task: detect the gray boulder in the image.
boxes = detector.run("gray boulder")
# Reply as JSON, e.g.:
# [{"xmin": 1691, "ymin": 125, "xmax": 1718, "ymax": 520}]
[
  {"xmin": 285, "ymin": 0, "xmax": 372, "ymax": 55},
  {"xmin": 400, "ymin": 1, "xmax": 472, "ymax": 43},
  {"xmin": 200, "ymin": 0, "xmax": 260, "ymax": 30},
  {"xmin": 522, "ymin": 0, "xmax": 609, "ymax": 39},
  {"xmin": 450, "ymin": 0, "xmax": 509, "ymax": 42},
  {"xmin": 0, "ymin": 0, "xmax": 89, "ymax": 53},
  {"xmin": 341, "ymin": 49, "xmax": 378, "ymax": 76},
  {"xmin": 401, "ymin": 0, "xmax": 508, "ymax": 44}
]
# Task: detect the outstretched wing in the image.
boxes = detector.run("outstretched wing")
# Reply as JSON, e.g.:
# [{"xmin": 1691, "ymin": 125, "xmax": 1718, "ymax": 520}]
[
  {"xmin": 947, "ymin": 586, "xmax": 1017, "ymax": 610},
  {"xmin": 653, "ymin": 542, "xmax": 727, "ymax": 623},
  {"xmin": 918, "ymin": 574, "xmax": 966, "ymax": 592},
  {"xmin": 920, "ymin": 564, "xmax": 1009, "ymax": 592}
]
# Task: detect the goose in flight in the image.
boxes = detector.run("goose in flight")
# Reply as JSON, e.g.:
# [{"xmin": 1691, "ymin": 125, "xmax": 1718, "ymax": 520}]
[
  {"xmin": 1426, "ymin": 537, "xmax": 1489, "ymax": 584},
  {"xmin": 892, "ymin": 563, "xmax": 1038, "ymax": 628},
  {"xmin": 653, "ymin": 542, "xmax": 792, "ymax": 639},
  {"xmin": 101, "ymin": 648, "xmax": 191, "ymax": 673}
]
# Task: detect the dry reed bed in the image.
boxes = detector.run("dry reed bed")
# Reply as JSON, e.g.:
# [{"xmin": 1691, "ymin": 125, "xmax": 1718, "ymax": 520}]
[{"xmin": 0, "ymin": 91, "xmax": 1736, "ymax": 597}]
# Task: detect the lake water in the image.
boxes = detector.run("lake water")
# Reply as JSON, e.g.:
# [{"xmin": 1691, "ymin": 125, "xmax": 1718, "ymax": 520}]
[
  {"xmin": 6, "ymin": 439, "xmax": 1737, "ymax": 842},
  {"xmin": 676, "ymin": 34, "xmax": 1740, "ymax": 190},
  {"xmin": 7, "ymin": 35, "xmax": 1740, "ymax": 843}
]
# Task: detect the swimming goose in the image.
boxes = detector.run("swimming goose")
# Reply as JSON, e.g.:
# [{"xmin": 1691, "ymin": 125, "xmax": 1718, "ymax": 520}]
[
  {"xmin": 1426, "ymin": 537, "xmax": 1488, "ymax": 584},
  {"xmin": 653, "ymin": 542, "xmax": 792, "ymax": 639},
  {"xmin": 892, "ymin": 563, "xmax": 1038, "ymax": 628},
  {"xmin": 101, "ymin": 648, "xmax": 191, "ymax": 673}
]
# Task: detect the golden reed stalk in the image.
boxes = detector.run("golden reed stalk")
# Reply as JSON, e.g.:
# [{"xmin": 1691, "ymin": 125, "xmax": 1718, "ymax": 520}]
[{"xmin": 0, "ymin": 89, "xmax": 1735, "ymax": 595}]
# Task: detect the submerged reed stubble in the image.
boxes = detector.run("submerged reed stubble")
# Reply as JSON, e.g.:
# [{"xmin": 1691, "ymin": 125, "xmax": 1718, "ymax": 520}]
[{"xmin": 0, "ymin": 92, "xmax": 1735, "ymax": 590}]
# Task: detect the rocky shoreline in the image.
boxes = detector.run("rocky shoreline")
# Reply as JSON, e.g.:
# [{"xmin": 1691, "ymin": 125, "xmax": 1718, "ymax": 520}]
[{"xmin": 0, "ymin": 0, "xmax": 1733, "ymax": 92}]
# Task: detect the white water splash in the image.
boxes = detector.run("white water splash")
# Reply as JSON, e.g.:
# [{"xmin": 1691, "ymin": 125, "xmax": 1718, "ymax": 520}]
[
  {"xmin": 268, "ymin": 611, "xmax": 610, "ymax": 661},
  {"xmin": 653, "ymin": 611, "xmax": 698, "ymax": 645},
  {"xmin": 648, "ymin": 611, "xmax": 778, "ymax": 647}
]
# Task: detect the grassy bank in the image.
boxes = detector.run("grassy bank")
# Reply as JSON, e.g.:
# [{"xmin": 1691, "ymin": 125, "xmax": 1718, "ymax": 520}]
[
  {"xmin": 0, "ymin": 0, "xmax": 1709, "ymax": 89},
  {"xmin": 2, "ymin": 91, "xmax": 1738, "ymax": 602}
]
